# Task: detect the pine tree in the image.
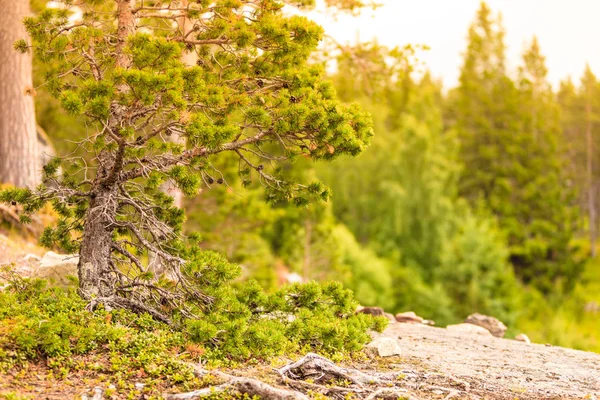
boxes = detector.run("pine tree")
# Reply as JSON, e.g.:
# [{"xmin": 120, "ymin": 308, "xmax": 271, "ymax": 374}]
[
  {"xmin": 448, "ymin": 1, "xmax": 514, "ymax": 203},
  {"xmin": 1, "ymin": 0, "xmax": 374, "ymax": 322},
  {"xmin": 452, "ymin": 3, "xmax": 581, "ymax": 292},
  {"xmin": 559, "ymin": 66, "xmax": 600, "ymax": 256}
]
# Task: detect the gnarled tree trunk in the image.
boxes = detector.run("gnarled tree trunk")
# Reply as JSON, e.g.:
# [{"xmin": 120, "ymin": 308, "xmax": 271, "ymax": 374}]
[
  {"xmin": 0, "ymin": 0, "xmax": 39, "ymax": 187},
  {"xmin": 78, "ymin": 186, "xmax": 119, "ymax": 300},
  {"xmin": 77, "ymin": 0, "xmax": 134, "ymax": 298}
]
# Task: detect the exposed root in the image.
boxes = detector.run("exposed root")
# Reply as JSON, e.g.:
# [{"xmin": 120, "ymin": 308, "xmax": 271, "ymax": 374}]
[
  {"xmin": 279, "ymin": 378, "xmax": 364, "ymax": 399},
  {"xmin": 92, "ymin": 295, "xmax": 174, "ymax": 325},
  {"xmin": 168, "ymin": 354, "xmax": 423, "ymax": 400},
  {"xmin": 231, "ymin": 377, "xmax": 309, "ymax": 400},
  {"xmin": 278, "ymin": 352, "xmax": 378, "ymax": 386},
  {"xmin": 165, "ymin": 372, "xmax": 308, "ymax": 400}
]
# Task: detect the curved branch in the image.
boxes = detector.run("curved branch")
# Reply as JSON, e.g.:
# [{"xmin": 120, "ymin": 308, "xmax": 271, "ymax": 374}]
[{"xmin": 120, "ymin": 130, "xmax": 271, "ymax": 181}]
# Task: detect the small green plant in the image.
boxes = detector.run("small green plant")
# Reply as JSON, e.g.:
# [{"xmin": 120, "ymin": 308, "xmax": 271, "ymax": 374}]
[
  {"xmin": 0, "ymin": 272, "xmax": 386, "ymax": 378},
  {"xmin": 0, "ymin": 392, "xmax": 33, "ymax": 400}
]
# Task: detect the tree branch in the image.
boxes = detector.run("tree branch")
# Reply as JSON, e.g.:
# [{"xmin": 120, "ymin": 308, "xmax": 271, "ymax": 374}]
[{"xmin": 120, "ymin": 130, "xmax": 271, "ymax": 181}]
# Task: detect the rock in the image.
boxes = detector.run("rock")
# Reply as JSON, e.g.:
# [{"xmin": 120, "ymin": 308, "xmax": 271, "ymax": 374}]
[
  {"xmin": 23, "ymin": 253, "xmax": 41, "ymax": 262},
  {"xmin": 81, "ymin": 387, "xmax": 103, "ymax": 400},
  {"xmin": 464, "ymin": 313, "xmax": 507, "ymax": 338},
  {"xmin": 38, "ymin": 251, "xmax": 79, "ymax": 268},
  {"xmin": 395, "ymin": 311, "xmax": 423, "ymax": 324},
  {"xmin": 515, "ymin": 334, "xmax": 531, "ymax": 344},
  {"xmin": 446, "ymin": 323, "xmax": 493, "ymax": 336},
  {"xmin": 358, "ymin": 306, "xmax": 385, "ymax": 317},
  {"xmin": 422, "ymin": 319, "xmax": 435, "ymax": 326},
  {"xmin": 285, "ymin": 272, "xmax": 303, "ymax": 284},
  {"xmin": 365, "ymin": 337, "xmax": 402, "ymax": 357},
  {"xmin": 31, "ymin": 251, "xmax": 79, "ymax": 287},
  {"xmin": 37, "ymin": 125, "xmax": 57, "ymax": 170},
  {"xmin": 384, "ymin": 312, "xmax": 396, "ymax": 322}
]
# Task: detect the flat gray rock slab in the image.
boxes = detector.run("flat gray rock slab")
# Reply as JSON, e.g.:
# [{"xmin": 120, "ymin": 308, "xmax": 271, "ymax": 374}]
[{"xmin": 376, "ymin": 322, "xmax": 600, "ymax": 399}]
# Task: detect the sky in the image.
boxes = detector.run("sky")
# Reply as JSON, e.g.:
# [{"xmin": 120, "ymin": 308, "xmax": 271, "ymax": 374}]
[{"xmin": 306, "ymin": 0, "xmax": 600, "ymax": 89}]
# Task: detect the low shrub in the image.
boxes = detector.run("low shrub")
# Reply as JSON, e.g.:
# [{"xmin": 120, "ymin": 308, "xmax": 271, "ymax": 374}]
[{"xmin": 0, "ymin": 270, "xmax": 386, "ymax": 381}]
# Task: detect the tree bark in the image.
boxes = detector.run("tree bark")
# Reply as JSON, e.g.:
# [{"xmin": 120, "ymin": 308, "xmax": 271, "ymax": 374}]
[
  {"xmin": 78, "ymin": 187, "xmax": 119, "ymax": 299},
  {"xmin": 78, "ymin": 0, "xmax": 135, "ymax": 298},
  {"xmin": 0, "ymin": 0, "xmax": 39, "ymax": 187}
]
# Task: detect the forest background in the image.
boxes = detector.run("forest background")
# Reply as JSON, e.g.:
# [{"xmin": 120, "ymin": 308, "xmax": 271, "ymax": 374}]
[{"xmin": 10, "ymin": 1, "xmax": 600, "ymax": 352}]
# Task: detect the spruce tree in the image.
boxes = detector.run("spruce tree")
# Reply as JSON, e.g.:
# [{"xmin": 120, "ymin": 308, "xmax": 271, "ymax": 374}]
[
  {"xmin": 580, "ymin": 67, "xmax": 600, "ymax": 255},
  {"xmin": 452, "ymin": 3, "xmax": 580, "ymax": 291},
  {"xmin": 559, "ymin": 67, "xmax": 600, "ymax": 255},
  {"xmin": 1, "ymin": 0, "xmax": 374, "ymax": 323}
]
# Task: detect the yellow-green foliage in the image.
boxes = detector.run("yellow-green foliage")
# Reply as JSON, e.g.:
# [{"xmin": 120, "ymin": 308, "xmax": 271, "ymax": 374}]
[
  {"xmin": 516, "ymin": 244, "xmax": 600, "ymax": 351},
  {"xmin": 0, "ymin": 274, "xmax": 386, "ymax": 375}
]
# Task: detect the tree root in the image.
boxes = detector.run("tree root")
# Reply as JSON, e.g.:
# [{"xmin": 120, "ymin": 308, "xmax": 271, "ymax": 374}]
[
  {"xmin": 166, "ymin": 353, "xmax": 424, "ymax": 400},
  {"xmin": 165, "ymin": 372, "xmax": 308, "ymax": 400},
  {"xmin": 277, "ymin": 352, "xmax": 379, "ymax": 386}
]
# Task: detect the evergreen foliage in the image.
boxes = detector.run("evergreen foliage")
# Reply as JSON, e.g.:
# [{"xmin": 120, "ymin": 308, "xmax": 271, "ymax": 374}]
[
  {"xmin": 320, "ymin": 65, "xmax": 521, "ymax": 324},
  {"xmin": 184, "ymin": 160, "xmax": 395, "ymax": 309},
  {"xmin": 558, "ymin": 67, "xmax": 600, "ymax": 254},
  {"xmin": 448, "ymin": 2, "xmax": 582, "ymax": 293},
  {"xmin": 3, "ymin": 0, "xmax": 600, "ymax": 356},
  {"xmin": 0, "ymin": 270, "xmax": 385, "ymax": 391},
  {"xmin": 0, "ymin": 0, "xmax": 383, "ymax": 357}
]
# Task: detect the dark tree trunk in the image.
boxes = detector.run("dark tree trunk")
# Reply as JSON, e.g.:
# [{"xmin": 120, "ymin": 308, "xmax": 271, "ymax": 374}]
[
  {"xmin": 77, "ymin": 0, "xmax": 134, "ymax": 298},
  {"xmin": 0, "ymin": 0, "xmax": 39, "ymax": 187},
  {"xmin": 78, "ymin": 187, "xmax": 118, "ymax": 300}
]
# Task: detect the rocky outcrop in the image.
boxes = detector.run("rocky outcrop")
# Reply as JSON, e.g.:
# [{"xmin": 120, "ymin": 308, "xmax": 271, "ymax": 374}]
[
  {"xmin": 446, "ymin": 323, "xmax": 493, "ymax": 336},
  {"xmin": 515, "ymin": 333, "xmax": 531, "ymax": 343},
  {"xmin": 365, "ymin": 337, "xmax": 402, "ymax": 357},
  {"xmin": 30, "ymin": 251, "xmax": 79, "ymax": 287},
  {"xmin": 464, "ymin": 313, "xmax": 507, "ymax": 338},
  {"xmin": 358, "ymin": 306, "xmax": 386, "ymax": 317},
  {"xmin": 383, "ymin": 312, "xmax": 396, "ymax": 322},
  {"xmin": 395, "ymin": 311, "xmax": 423, "ymax": 324}
]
